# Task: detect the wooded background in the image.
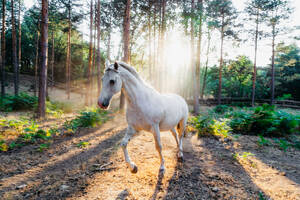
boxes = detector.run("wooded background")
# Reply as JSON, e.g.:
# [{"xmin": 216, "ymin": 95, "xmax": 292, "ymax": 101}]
[{"xmin": 0, "ymin": 0, "xmax": 299, "ymax": 117}]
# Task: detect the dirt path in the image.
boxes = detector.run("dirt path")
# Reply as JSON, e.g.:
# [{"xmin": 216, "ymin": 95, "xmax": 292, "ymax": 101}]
[{"xmin": 1, "ymin": 114, "xmax": 300, "ymax": 200}]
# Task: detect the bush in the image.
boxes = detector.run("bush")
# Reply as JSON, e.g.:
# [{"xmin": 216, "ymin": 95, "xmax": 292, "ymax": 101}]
[
  {"xmin": 213, "ymin": 105, "xmax": 232, "ymax": 114},
  {"xmin": 63, "ymin": 108, "xmax": 109, "ymax": 133},
  {"xmin": 276, "ymin": 93, "xmax": 292, "ymax": 100},
  {"xmin": 0, "ymin": 93, "xmax": 38, "ymax": 111},
  {"xmin": 228, "ymin": 104, "xmax": 299, "ymax": 137},
  {"xmin": 191, "ymin": 115, "xmax": 231, "ymax": 138}
]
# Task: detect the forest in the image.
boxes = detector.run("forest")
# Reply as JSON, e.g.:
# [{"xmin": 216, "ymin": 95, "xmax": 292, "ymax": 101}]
[{"xmin": 0, "ymin": 0, "xmax": 300, "ymax": 199}]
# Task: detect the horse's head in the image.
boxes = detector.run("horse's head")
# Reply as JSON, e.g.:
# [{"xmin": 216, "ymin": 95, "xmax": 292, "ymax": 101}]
[{"xmin": 98, "ymin": 61, "xmax": 122, "ymax": 109}]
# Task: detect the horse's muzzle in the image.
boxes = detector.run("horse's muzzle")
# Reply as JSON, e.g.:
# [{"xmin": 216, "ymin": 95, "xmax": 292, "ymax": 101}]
[{"xmin": 98, "ymin": 100, "xmax": 108, "ymax": 109}]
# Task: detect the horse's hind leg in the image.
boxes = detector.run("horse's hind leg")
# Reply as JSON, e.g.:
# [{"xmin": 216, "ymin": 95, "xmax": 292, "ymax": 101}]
[
  {"xmin": 153, "ymin": 124, "xmax": 165, "ymax": 173},
  {"xmin": 120, "ymin": 126, "xmax": 138, "ymax": 173},
  {"xmin": 170, "ymin": 128, "xmax": 179, "ymax": 147},
  {"xmin": 177, "ymin": 118, "xmax": 187, "ymax": 162}
]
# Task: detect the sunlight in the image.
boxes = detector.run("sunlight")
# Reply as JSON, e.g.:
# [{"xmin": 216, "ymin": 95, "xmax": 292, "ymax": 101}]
[{"xmin": 164, "ymin": 31, "xmax": 191, "ymax": 74}]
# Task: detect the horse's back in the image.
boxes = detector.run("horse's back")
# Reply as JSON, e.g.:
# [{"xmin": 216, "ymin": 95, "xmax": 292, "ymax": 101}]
[{"xmin": 159, "ymin": 93, "xmax": 188, "ymax": 131}]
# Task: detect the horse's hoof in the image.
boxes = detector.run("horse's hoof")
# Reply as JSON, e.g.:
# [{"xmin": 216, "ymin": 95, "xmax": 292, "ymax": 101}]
[
  {"xmin": 131, "ymin": 165, "xmax": 138, "ymax": 173},
  {"xmin": 159, "ymin": 166, "xmax": 166, "ymax": 174},
  {"xmin": 177, "ymin": 156, "xmax": 184, "ymax": 162}
]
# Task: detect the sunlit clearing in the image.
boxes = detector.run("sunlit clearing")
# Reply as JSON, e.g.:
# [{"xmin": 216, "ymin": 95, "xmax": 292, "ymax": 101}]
[{"xmin": 163, "ymin": 31, "xmax": 191, "ymax": 93}]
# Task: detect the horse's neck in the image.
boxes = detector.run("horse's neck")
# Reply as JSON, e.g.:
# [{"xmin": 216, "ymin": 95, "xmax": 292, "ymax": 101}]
[{"xmin": 120, "ymin": 69, "xmax": 147, "ymax": 108}]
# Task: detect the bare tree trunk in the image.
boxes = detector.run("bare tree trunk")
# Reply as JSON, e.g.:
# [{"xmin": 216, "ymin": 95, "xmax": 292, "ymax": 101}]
[
  {"xmin": 193, "ymin": 0, "xmax": 203, "ymax": 114},
  {"xmin": 217, "ymin": 13, "xmax": 225, "ymax": 105},
  {"xmin": 270, "ymin": 23, "xmax": 275, "ymax": 105},
  {"xmin": 91, "ymin": 17, "xmax": 96, "ymax": 99},
  {"xmin": 152, "ymin": 1, "xmax": 156, "ymax": 84},
  {"xmin": 18, "ymin": 0, "xmax": 21, "ymax": 81},
  {"xmin": 148, "ymin": 0, "xmax": 152, "ymax": 80},
  {"xmin": 38, "ymin": 0, "xmax": 48, "ymax": 118},
  {"xmin": 201, "ymin": 29, "xmax": 211, "ymax": 99},
  {"xmin": 107, "ymin": 16, "xmax": 111, "ymax": 61},
  {"xmin": 51, "ymin": 31, "xmax": 54, "ymax": 89},
  {"xmin": 191, "ymin": 0, "xmax": 196, "ymax": 112},
  {"xmin": 120, "ymin": 0, "xmax": 131, "ymax": 110},
  {"xmin": 160, "ymin": 0, "xmax": 166, "ymax": 92},
  {"xmin": 1, "ymin": 0, "xmax": 6, "ymax": 97},
  {"xmin": 66, "ymin": 0, "xmax": 71, "ymax": 99},
  {"xmin": 86, "ymin": 0, "xmax": 93, "ymax": 106},
  {"xmin": 12, "ymin": 0, "xmax": 19, "ymax": 95},
  {"xmin": 252, "ymin": 9, "xmax": 259, "ymax": 107},
  {"xmin": 34, "ymin": 31, "xmax": 39, "ymax": 97},
  {"xmin": 96, "ymin": 0, "xmax": 101, "ymax": 94}
]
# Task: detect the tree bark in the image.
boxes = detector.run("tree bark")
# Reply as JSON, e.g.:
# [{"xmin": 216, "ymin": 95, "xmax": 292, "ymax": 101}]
[
  {"xmin": 120, "ymin": 0, "xmax": 131, "ymax": 110},
  {"xmin": 18, "ymin": 0, "xmax": 21, "ymax": 80},
  {"xmin": 96, "ymin": 0, "xmax": 101, "ymax": 94},
  {"xmin": 201, "ymin": 29, "xmax": 211, "ymax": 99},
  {"xmin": 66, "ymin": 0, "xmax": 71, "ymax": 99},
  {"xmin": 193, "ymin": 0, "xmax": 203, "ymax": 114},
  {"xmin": 86, "ymin": 0, "xmax": 93, "ymax": 106},
  {"xmin": 1, "ymin": 0, "xmax": 6, "ymax": 97},
  {"xmin": 12, "ymin": 0, "xmax": 19, "ymax": 95},
  {"xmin": 34, "ymin": 31, "xmax": 39, "ymax": 97},
  {"xmin": 217, "ymin": 13, "xmax": 225, "ymax": 105},
  {"xmin": 270, "ymin": 23, "xmax": 275, "ymax": 105},
  {"xmin": 251, "ymin": 9, "xmax": 259, "ymax": 107},
  {"xmin": 38, "ymin": 0, "xmax": 48, "ymax": 118},
  {"xmin": 148, "ymin": 0, "xmax": 152, "ymax": 80},
  {"xmin": 191, "ymin": 0, "xmax": 197, "ymax": 112},
  {"xmin": 51, "ymin": 31, "xmax": 54, "ymax": 89}
]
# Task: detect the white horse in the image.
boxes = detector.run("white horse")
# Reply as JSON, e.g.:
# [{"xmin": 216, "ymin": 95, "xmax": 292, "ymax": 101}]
[{"xmin": 98, "ymin": 61, "xmax": 189, "ymax": 174}]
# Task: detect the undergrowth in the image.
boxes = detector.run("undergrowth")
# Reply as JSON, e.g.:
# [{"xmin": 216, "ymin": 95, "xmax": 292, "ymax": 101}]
[
  {"xmin": 0, "ymin": 107, "xmax": 110, "ymax": 152},
  {"xmin": 190, "ymin": 104, "xmax": 300, "ymax": 150}
]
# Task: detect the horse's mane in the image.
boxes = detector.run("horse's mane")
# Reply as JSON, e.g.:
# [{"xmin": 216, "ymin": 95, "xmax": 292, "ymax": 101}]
[
  {"xmin": 117, "ymin": 61, "xmax": 157, "ymax": 92},
  {"xmin": 117, "ymin": 61, "xmax": 143, "ymax": 83}
]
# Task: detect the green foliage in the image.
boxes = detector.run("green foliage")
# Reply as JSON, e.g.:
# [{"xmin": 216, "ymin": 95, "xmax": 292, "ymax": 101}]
[
  {"xmin": 227, "ymin": 104, "xmax": 299, "ymax": 137},
  {"xmin": 257, "ymin": 135, "xmax": 271, "ymax": 146},
  {"xmin": 0, "ymin": 93, "xmax": 38, "ymax": 111},
  {"xmin": 213, "ymin": 105, "xmax": 232, "ymax": 114},
  {"xmin": 64, "ymin": 108, "xmax": 109, "ymax": 133},
  {"xmin": 276, "ymin": 94, "xmax": 292, "ymax": 100},
  {"xmin": 191, "ymin": 115, "xmax": 231, "ymax": 138},
  {"xmin": 273, "ymin": 138, "xmax": 290, "ymax": 151},
  {"xmin": 77, "ymin": 141, "xmax": 90, "ymax": 148},
  {"xmin": 38, "ymin": 143, "xmax": 50, "ymax": 152},
  {"xmin": 233, "ymin": 152, "xmax": 255, "ymax": 160}
]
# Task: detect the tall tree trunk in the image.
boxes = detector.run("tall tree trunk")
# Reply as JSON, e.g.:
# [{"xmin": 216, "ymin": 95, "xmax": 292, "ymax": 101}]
[
  {"xmin": 66, "ymin": 0, "xmax": 71, "ymax": 99},
  {"xmin": 96, "ymin": 0, "xmax": 101, "ymax": 94},
  {"xmin": 107, "ymin": 16, "xmax": 111, "ymax": 61},
  {"xmin": 217, "ymin": 13, "xmax": 225, "ymax": 105},
  {"xmin": 51, "ymin": 31, "xmax": 54, "ymax": 89},
  {"xmin": 252, "ymin": 9, "xmax": 259, "ymax": 107},
  {"xmin": 38, "ymin": 0, "xmax": 48, "ymax": 118},
  {"xmin": 91, "ymin": 17, "xmax": 96, "ymax": 99},
  {"xmin": 270, "ymin": 23, "xmax": 276, "ymax": 105},
  {"xmin": 201, "ymin": 29, "xmax": 211, "ymax": 99},
  {"xmin": 12, "ymin": 0, "xmax": 19, "ymax": 95},
  {"xmin": 193, "ymin": 0, "xmax": 202, "ymax": 114},
  {"xmin": 152, "ymin": 1, "xmax": 156, "ymax": 84},
  {"xmin": 18, "ymin": 0, "xmax": 21, "ymax": 79},
  {"xmin": 1, "ymin": 0, "xmax": 6, "ymax": 97},
  {"xmin": 191, "ymin": 0, "xmax": 196, "ymax": 111},
  {"xmin": 34, "ymin": 31, "xmax": 39, "ymax": 97},
  {"xmin": 148, "ymin": 0, "xmax": 152, "ymax": 80},
  {"xmin": 86, "ymin": 0, "xmax": 93, "ymax": 106},
  {"xmin": 120, "ymin": 0, "xmax": 131, "ymax": 110},
  {"xmin": 160, "ymin": 0, "xmax": 166, "ymax": 92}
]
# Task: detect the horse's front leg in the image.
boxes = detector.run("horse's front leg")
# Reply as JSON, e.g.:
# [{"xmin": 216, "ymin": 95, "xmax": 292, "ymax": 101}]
[
  {"xmin": 120, "ymin": 126, "xmax": 137, "ymax": 173},
  {"xmin": 152, "ymin": 124, "xmax": 165, "ymax": 173}
]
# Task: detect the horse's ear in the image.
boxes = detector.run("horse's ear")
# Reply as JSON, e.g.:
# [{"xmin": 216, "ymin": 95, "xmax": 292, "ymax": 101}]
[{"xmin": 114, "ymin": 62, "xmax": 119, "ymax": 70}]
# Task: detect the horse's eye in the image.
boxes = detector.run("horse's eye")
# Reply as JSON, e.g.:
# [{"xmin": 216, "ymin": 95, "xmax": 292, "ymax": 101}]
[{"xmin": 110, "ymin": 80, "xmax": 115, "ymax": 85}]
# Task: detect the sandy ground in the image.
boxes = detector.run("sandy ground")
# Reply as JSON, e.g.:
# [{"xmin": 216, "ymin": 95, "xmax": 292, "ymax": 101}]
[{"xmin": 1, "ymin": 113, "xmax": 300, "ymax": 200}]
